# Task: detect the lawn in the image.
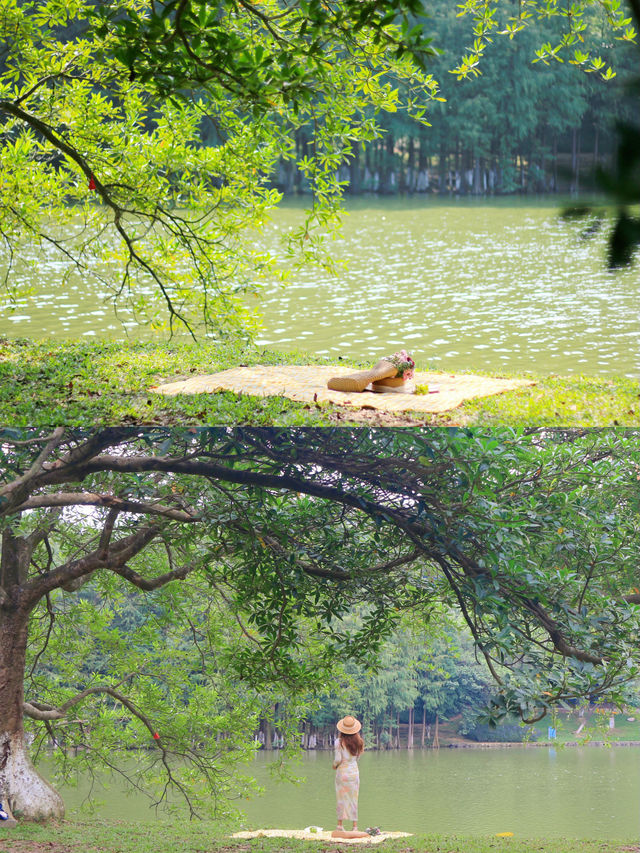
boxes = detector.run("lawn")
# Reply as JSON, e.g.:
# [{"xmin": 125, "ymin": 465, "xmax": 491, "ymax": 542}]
[
  {"xmin": 0, "ymin": 820, "xmax": 637, "ymax": 853},
  {"xmin": 527, "ymin": 708, "xmax": 640, "ymax": 745},
  {"xmin": 2, "ymin": 338, "xmax": 638, "ymax": 426}
]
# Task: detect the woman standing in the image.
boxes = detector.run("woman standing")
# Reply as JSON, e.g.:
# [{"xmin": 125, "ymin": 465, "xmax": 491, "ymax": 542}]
[{"xmin": 333, "ymin": 715, "xmax": 364, "ymax": 832}]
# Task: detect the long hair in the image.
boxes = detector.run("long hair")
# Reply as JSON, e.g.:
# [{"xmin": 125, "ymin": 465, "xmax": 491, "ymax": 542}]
[{"xmin": 340, "ymin": 731, "xmax": 364, "ymax": 757}]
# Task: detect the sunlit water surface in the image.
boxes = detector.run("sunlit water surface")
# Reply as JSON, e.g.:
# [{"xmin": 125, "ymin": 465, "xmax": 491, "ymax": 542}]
[{"xmin": 3, "ymin": 198, "xmax": 639, "ymax": 377}]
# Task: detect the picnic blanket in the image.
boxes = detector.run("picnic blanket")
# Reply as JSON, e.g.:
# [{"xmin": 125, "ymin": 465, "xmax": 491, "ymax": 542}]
[
  {"xmin": 231, "ymin": 828, "xmax": 412, "ymax": 845},
  {"xmin": 152, "ymin": 365, "xmax": 534, "ymax": 414}
]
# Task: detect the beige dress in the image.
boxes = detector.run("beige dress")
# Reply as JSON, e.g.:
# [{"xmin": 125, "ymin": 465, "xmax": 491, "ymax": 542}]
[{"xmin": 334, "ymin": 742, "xmax": 360, "ymax": 821}]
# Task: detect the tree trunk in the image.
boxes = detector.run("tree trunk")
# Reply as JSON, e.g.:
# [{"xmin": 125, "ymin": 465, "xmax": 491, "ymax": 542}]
[
  {"xmin": 348, "ymin": 144, "xmax": 361, "ymax": 196},
  {"xmin": 421, "ymin": 705, "xmax": 426, "ymax": 748},
  {"xmin": 432, "ymin": 714, "xmax": 440, "ymax": 749},
  {"xmin": 0, "ymin": 606, "xmax": 64, "ymax": 822},
  {"xmin": 407, "ymin": 136, "xmax": 415, "ymax": 194}
]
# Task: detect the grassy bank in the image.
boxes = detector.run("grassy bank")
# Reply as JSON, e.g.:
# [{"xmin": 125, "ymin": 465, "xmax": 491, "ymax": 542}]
[
  {"xmin": 527, "ymin": 708, "xmax": 640, "ymax": 745},
  {"xmin": 1, "ymin": 337, "xmax": 639, "ymax": 426},
  {"xmin": 0, "ymin": 820, "xmax": 637, "ymax": 853}
]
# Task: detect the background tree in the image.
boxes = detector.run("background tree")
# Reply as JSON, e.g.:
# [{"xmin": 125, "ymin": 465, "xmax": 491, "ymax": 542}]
[
  {"xmin": 0, "ymin": 0, "xmax": 437, "ymax": 336},
  {"xmin": 315, "ymin": 1, "xmax": 637, "ymax": 197},
  {"xmin": 2, "ymin": 426, "xmax": 640, "ymax": 823}
]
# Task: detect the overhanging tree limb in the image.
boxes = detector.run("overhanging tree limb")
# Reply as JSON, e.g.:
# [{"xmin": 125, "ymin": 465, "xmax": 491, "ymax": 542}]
[
  {"xmin": 20, "ymin": 523, "xmax": 163, "ymax": 607},
  {"xmin": 16, "ymin": 492, "xmax": 201, "ymax": 522}
]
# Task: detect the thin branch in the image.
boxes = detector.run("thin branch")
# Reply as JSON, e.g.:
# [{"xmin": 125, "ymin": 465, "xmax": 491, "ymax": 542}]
[
  {"xmin": 27, "ymin": 593, "xmax": 55, "ymax": 679},
  {"xmin": 108, "ymin": 559, "xmax": 197, "ymax": 591}
]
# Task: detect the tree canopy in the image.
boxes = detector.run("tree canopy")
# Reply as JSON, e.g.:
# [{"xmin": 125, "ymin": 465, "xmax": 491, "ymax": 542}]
[
  {"xmin": 1, "ymin": 0, "xmax": 637, "ymax": 338},
  {"xmin": 1, "ymin": 427, "xmax": 640, "ymax": 822},
  {"xmin": 0, "ymin": 0, "xmax": 436, "ymax": 336}
]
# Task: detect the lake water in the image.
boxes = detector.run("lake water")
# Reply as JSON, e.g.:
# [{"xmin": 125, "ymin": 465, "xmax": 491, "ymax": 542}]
[
  {"xmin": 51, "ymin": 747, "xmax": 640, "ymax": 840},
  {"xmin": 3, "ymin": 198, "xmax": 639, "ymax": 377}
]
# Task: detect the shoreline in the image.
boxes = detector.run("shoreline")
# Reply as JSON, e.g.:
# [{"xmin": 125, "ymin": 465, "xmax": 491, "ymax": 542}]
[
  {"xmin": 2, "ymin": 817, "xmax": 638, "ymax": 853},
  {"xmin": 267, "ymin": 739, "xmax": 640, "ymax": 753},
  {"xmin": 2, "ymin": 337, "xmax": 639, "ymax": 427}
]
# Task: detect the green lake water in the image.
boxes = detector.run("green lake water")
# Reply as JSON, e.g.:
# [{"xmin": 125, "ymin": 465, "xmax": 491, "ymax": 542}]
[
  {"xmin": 3, "ymin": 198, "xmax": 639, "ymax": 378},
  {"xmin": 50, "ymin": 747, "xmax": 640, "ymax": 840}
]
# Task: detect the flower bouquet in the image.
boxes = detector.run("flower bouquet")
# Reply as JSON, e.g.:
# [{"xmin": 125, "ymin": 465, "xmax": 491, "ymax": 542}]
[{"xmin": 371, "ymin": 350, "xmax": 416, "ymax": 392}]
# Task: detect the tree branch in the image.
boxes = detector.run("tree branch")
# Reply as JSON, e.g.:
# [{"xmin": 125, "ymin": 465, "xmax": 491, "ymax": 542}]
[
  {"xmin": 0, "ymin": 427, "xmax": 65, "ymax": 509},
  {"xmin": 0, "ymin": 102, "xmax": 194, "ymax": 336},
  {"xmin": 23, "ymin": 685, "xmax": 158, "ymax": 738},
  {"xmin": 16, "ymin": 492, "xmax": 201, "ymax": 522},
  {"xmin": 108, "ymin": 559, "xmax": 197, "ymax": 591},
  {"xmin": 98, "ymin": 507, "xmax": 120, "ymax": 558},
  {"xmin": 21, "ymin": 523, "xmax": 163, "ymax": 608}
]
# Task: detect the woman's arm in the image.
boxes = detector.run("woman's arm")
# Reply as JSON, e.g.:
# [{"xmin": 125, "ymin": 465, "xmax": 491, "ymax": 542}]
[{"xmin": 332, "ymin": 740, "xmax": 342, "ymax": 769}]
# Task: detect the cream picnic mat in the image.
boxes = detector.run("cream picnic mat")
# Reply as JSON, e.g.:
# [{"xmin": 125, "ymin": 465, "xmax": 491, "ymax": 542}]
[
  {"xmin": 231, "ymin": 829, "xmax": 412, "ymax": 845},
  {"xmin": 152, "ymin": 365, "xmax": 534, "ymax": 414}
]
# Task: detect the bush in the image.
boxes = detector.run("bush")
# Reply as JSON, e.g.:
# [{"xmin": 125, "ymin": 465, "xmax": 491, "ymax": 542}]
[{"xmin": 464, "ymin": 723, "xmax": 538, "ymax": 743}]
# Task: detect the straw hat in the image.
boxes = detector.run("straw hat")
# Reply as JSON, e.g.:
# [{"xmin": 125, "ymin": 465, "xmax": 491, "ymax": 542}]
[{"xmin": 336, "ymin": 715, "xmax": 361, "ymax": 734}]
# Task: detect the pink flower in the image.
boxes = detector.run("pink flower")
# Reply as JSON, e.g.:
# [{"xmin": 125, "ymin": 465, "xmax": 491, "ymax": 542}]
[{"xmin": 384, "ymin": 351, "xmax": 415, "ymax": 380}]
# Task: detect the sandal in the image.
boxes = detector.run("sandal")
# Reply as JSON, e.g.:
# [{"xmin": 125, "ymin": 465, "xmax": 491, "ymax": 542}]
[
  {"xmin": 327, "ymin": 359, "xmax": 397, "ymax": 393},
  {"xmin": 0, "ymin": 803, "xmax": 9, "ymax": 821}
]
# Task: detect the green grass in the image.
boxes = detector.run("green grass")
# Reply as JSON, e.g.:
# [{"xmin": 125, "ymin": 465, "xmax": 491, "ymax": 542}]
[
  {"xmin": 0, "ymin": 820, "xmax": 637, "ymax": 853},
  {"xmin": 454, "ymin": 373, "xmax": 640, "ymax": 426},
  {"xmin": 528, "ymin": 709, "xmax": 640, "ymax": 745},
  {"xmin": 1, "ymin": 337, "xmax": 639, "ymax": 426}
]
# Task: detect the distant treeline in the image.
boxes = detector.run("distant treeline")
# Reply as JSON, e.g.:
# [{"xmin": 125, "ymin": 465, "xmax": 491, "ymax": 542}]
[
  {"xmin": 11, "ymin": 6, "xmax": 635, "ymax": 199},
  {"xmin": 263, "ymin": 2, "xmax": 637, "ymax": 197},
  {"xmin": 253, "ymin": 626, "xmax": 497, "ymax": 751}
]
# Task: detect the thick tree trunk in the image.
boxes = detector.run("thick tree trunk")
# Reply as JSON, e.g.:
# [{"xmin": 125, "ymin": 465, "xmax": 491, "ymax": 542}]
[{"xmin": 0, "ymin": 606, "xmax": 64, "ymax": 822}]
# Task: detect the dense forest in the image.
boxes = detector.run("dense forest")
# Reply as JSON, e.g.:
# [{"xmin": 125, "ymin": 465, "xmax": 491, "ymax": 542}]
[
  {"xmin": 268, "ymin": 2, "xmax": 637, "ymax": 197},
  {"xmin": 26, "ymin": 586, "xmax": 548, "ymax": 755},
  {"xmin": 29, "ymin": 584, "xmax": 498, "ymax": 756},
  {"xmin": 38, "ymin": 587, "xmax": 626, "ymax": 756}
]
